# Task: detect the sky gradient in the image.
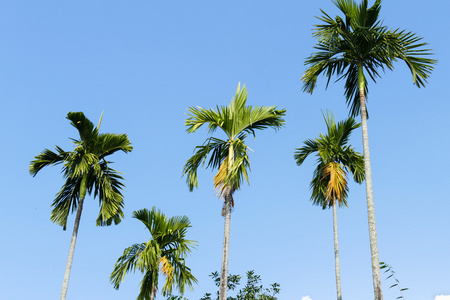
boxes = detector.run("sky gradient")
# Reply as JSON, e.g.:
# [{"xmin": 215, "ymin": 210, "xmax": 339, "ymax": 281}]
[{"xmin": 1, "ymin": 1, "xmax": 448, "ymax": 299}]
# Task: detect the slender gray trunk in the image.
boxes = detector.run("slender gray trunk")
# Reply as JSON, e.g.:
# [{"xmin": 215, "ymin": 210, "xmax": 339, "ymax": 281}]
[
  {"xmin": 219, "ymin": 192, "xmax": 232, "ymax": 300},
  {"xmin": 358, "ymin": 72, "xmax": 383, "ymax": 300},
  {"xmin": 333, "ymin": 199, "xmax": 342, "ymax": 300},
  {"xmin": 60, "ymin": 196, "xmax": 85, "ymax": 300},
  {"xmin": 150, "ymin": 284, "xmax": 157, "ymax": 300}
]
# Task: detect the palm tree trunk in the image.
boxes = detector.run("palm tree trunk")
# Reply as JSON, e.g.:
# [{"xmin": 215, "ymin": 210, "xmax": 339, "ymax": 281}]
[
  {"xmin": 219, "ymin": 192, "xmax": 232, "ymax": 300},
  {"xmin": 333, "ymin": 199, "xmax": 342, "ymax": 300},
  {"xmin": 60, "ymin": 176, "xmax": 87, "ymax": 300},
  {"xmin": 358, "ymin": 66, "xmax": 383, "ymax": 300},
  {"xmin": 150, "ymin": 284, "xmax": 157, "ymax": 300},
  {"xmin": 60, "ymin": 196, "xmax": 85, "ymax": 300}
]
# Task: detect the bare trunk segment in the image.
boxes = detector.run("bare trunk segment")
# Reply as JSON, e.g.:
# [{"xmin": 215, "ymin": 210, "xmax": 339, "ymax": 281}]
[
  {"xmin": 333, "ymin": 200, "xmax": 342, "ymax": 300},
  {"xmin": 219, "ymin": 193, "xmax": 232, "ymax": 300},
  {"xmin": 150, "ymin": 284, "xmax": 157, "ymax": 300},
  {"xmin": 60, "ymin": 196, "xmax": 85, "ymax": 300},
  {"xmin": 358, "ymin": 66, "xmax": 383, "ymax": 300}
]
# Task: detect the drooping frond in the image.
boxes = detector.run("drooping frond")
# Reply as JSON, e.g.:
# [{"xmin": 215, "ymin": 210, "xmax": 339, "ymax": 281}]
[
  {"xmin": 294, "ymin": 139, "xmax": 320, "ymax": 166},
  {"xmin": 110, "ymin": 243, "xmax": 147, "ymax": 289},
  {"xmin": 50, "ymin": 176, "xmax": 82, "ymax": 230},
  {"xmin": 29, "ymin": 146, "xmax": 68, "ymax": 176},
  {"xmin": 92, "ymin": 161, "xmax": 126, "ymax": 226},
  {"xmin": 183, "ymin": 137, "xmax": 228, "ymax": 191},
  {"xmin": 323, "ymin": 162, "xmax": 349, "ymax": 206}
]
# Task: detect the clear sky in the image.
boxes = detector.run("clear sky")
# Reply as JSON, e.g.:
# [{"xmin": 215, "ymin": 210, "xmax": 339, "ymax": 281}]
[{"xmin": 1, "ymin": 1, "xmax": 448, "ymax": 299}]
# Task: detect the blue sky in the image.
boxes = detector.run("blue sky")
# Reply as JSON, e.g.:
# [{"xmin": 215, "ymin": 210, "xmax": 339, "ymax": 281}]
[{"xmin": 1, "ymin": 1, "xmax": 448, "ymax": 299}]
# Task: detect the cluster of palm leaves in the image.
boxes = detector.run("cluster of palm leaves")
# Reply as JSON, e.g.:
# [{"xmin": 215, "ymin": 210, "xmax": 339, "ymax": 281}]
[
  {"xmin": 29, "ymin": 0, "xmax": 436, "ymax": 300},
  {"xmin": 110, "ymin": 208, "xmax": 198, "ymax": 300}
]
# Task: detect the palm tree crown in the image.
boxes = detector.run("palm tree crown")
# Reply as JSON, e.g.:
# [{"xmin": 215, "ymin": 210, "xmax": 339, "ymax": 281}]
[
  {"xmin": 110, "ymin": 207, "xmax": 198, "ymax": 300},
  {"xmin": 302, "ymin": 0, "xmax": 436, "ymax": 116},
  {"xmin": 30, "ymin": 111, "xmax": 133, "ymax": 229},
  {"xmin": 295, "ymin": 112, "xmax": 364, "ymax": 208},
  {"xmin": 183, "ymin": 83, "xmax": 286, "ymax": 201}
]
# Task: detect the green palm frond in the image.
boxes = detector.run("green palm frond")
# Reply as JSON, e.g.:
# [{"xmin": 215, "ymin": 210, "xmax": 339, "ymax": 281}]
[
  {"xmin": 67, "ymin": 111, "xmax": 98, "ymax": 145},
  {"xmin": 90, "ymin": 161, "xmax": 125, "ymax": 226},
  {"xmin": 50, "ymin": 176, "xmax": 81, "ymax": 229},
  {"xmin": 29, "ymin": 146, "xmax": 68, "ymax": 176},
  {"xmin": 96, "ymin": 133, "xmax": 133, "ymax": 159},
  {"xmin": 110, "ymin": 243, "xmax": 147, "ymax": 289},
  {"xmin": 137, "ymin": 270, "xmax": 156, "ymax": 300},
  {"xmin": 183, "ymin": 137, "xmax": 228, "ymax": 191}
]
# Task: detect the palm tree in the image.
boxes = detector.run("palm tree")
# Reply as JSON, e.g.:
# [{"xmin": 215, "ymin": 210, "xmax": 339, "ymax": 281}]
[
  {"xmin": 182, "ymin": 83, "xmax": 286, "ymax": 300},
  {"xmin": 110, "ymin": 207, "xmax": 198, "ymax": 300},
  {"xmin": 301, "ymin": 1, "xmax": 436, "ymax": 298},
  {"xmin": 294, "ymin": 112, "xmax": 364, "ymax": 300},
  {"xmin": 29, "ymin": 111, "xmax": 133, "ymax": 300}
]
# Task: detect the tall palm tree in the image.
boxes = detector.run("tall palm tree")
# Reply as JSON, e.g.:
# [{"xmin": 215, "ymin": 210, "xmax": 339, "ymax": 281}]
[
  {"xmin": 301, "ymin": 1, "xmax": 436, "ymax": 298},
  {"xmin": 29, "ymin": 112, "xmax": 133, "ymax": 300},
  {"xmin": 182, "ymin": 83, "xmax": 286, "ymax": 300},
  {"xmin": 294, "ymin": 112, "xmax": 364, "ymax": 300},
  {"xmin": 110, "ymin": 207, "xmax": 198, "ymax": 300}
]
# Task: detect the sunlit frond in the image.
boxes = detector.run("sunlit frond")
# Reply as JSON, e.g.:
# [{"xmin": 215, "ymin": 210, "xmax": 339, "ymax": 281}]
[
  {"xmin": 323, "ymin": 162, "xmax": 348, "ymax": 206},
  {"xmin": 29, "ymin": 146, "xmax": 68, "ymax": 176}
]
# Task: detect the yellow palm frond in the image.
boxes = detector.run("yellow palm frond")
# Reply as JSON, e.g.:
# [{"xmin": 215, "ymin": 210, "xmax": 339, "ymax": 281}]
[
  {"xmin": 213, "ymin": 158, "xmax": 228, "ymax": 199},
  {"xmin": 159, "ymin": 255, "xmax": 173, "ymax": 280},
  {"xmin": 323, "ymin": 162, "xmax": 348, "ymax": 206}
]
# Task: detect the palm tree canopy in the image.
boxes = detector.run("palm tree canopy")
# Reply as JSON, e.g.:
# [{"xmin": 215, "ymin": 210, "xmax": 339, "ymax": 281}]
[
  {"xmin": 29, "ymin": 111, "xmax": 133, "ymax": 229},
  {"xmin": 301, "ymin": 0, "xmax": 437, "ymax": 117},
  {"xmin": 110, "ymin": 207, "xmax": 198, "ymax": 300},
  {"xmin": 183, "ymin": 83, "xmax": 286, "ymax": 198},
  {"xmin": 294, "ymin": 112, "xmax": 365, "ymax": 208}
]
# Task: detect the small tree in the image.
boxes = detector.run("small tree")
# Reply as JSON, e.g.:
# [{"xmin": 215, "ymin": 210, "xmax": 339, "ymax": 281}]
[{"xmin": 197, "ymin": 270, "xmax": 280, "ymax": 300}]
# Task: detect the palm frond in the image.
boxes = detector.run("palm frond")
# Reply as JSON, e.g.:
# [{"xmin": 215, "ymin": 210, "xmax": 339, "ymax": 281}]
[
  {"xmin": 294, "ymin": 139, "xmax": 319, "ymax": 166},
  {"xmin": 96, "ymin": 133, "xmax": 133, "ymax": 159},
  {"xmin": 185, "ymin": 106, "xmax": 224, "ymax": 135},
  {"xmin": 183, "ymin": 137, "xmax": 228, "ymax": 191},
  {"xmin": 29, "ymin": 146, "xmax": 68, "ymax": 176},
  {"xmin": 110, "ymin": 243, "xmax": 147, "ymax": 289},
  {"xmin": 50, "ymin": 176, "xmax": 82, "ymax": 230},
  {"xmin": 67, "ymin": 112, "xmax": 98, "ymax": 144}
]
